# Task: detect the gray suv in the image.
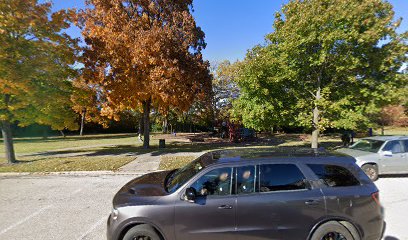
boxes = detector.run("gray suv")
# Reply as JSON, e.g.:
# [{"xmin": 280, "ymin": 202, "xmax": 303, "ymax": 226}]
[
  {"xmin": 337, "ymin": 136, "xmax": 408, "ymax": 181},
  {"xmin": 107, "ymin": 149, "xmax": 385, "ymax": 240}
]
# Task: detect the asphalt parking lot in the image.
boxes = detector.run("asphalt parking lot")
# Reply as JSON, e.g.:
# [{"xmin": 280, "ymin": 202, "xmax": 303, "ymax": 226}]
[
  {"xmin": 0, "ymin": 174, "xmax": 407, "ymax": 240},
  {"xmin": 0, "ymin": 174, "xmax": 135, "ymax": 240}
]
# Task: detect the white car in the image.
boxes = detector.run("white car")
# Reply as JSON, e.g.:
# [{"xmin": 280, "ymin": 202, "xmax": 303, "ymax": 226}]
[{"xmin": 337, "ymin": 136, "xmax": 408, "ymax": 181}]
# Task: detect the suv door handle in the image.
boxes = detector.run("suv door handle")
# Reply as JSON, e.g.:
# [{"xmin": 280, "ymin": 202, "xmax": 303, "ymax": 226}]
[
  {"xmin": 218, "ymin": 205, "xmax": 233, "ymax": 209},
  {"xmin": 305, "ymin": 200, "xmax": 320, "ymax": 206}
]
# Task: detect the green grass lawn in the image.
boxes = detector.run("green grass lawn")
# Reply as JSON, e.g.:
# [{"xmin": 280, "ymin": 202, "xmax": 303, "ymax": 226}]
[
  {"xmin": 0, "ymin": 155, "xmax": 136, "ymax": 172},
  {"xmin": 157, "ymin": 127, "xmax": 407, "ymax": 171},
  {"xmin": 1, "ymin": 127, "xmax": 406, "ymax": 173},
  {"xmin": 159, "ymin": 155, "xmax": 197, "ymax": 170},
  {"xmin": 0, "ymin": 133, "xmax": 344, "ymax": 172},
  {"xmin": 0, "ymin": 133, "xmax": 157, "ymax": 172},
  {"xmin": 0, "ymin": 133, "xmax": 142, "ymax": 154},
  {"xmin": 157, "ymin": 135, "xmax": 344, "ymax": 171},
  {"xmin": 0, "ymin": 132, "xmax": 216, "ymax": 172},
  {"xmin": 373, "ymin": 127, "xmax": 408, "ymax": 136}
]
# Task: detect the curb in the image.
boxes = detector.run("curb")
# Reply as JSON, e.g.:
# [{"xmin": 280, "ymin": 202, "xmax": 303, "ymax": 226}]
[{"xmin": 0, "ymin": 170, "xmax": 159, "ymax": 177}]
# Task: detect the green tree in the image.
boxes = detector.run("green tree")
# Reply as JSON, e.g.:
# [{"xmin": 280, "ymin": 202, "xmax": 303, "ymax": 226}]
[
  {"xmin": 211, "ymin": 61, "xmax": 240, "ymax": 123},
  {"xmin": 233, "ymin": 0, "xmax": 407, "ymax": 148},
  {"xmin": 231, "ymin": 48, "xmax": 297, "ymax": 132},
  {"xmin": 0, "ymin": 0, "xmax": 79, "ymax": 163}
]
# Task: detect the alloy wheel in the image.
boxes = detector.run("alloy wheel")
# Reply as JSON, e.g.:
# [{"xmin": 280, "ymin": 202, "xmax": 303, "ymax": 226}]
[
  {"xmin": 133, "ymin": 236, "xmax": 152, "ymax": 240},
  {"xmin": 321, "ymin": 232, "xmax": 348, "ymax": 240},
  {"xmin": 364, "ymin": 167, "xmax": 377, "ymax": 180}
]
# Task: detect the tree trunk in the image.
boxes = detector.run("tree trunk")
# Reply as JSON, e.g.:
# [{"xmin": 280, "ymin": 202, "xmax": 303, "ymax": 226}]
[
  {"xmin": 381, "ymin": 124, "xmax": 385, "ymax": 136},
  {"xmin": 42, "ymin": 127, "xmax": 48, "ymax": 139},
  {"xmin": 162, "ymin": 117, "xmax": 168, "ymax": 134},
  {"xmin": 59, "ymin": 130, "xmax": 66, "ymax": 137},
  {"xmin": 311, "ymin": 80, "xmax": 321, "ymax": 149},
  {"xmin": 1, "ymin": 120, "xmax": 16, "ymax": 164},
  {"xmin": 138, "ymin": 115, "xmax": 144, "ymax": 142},
  {"xmin": 80, "ymin": 108, "xmax": 86, "ymax": 136},
  {"xmin": 142, "ymin": 98, "xmax": 151, "ymax": 149},
  {"xmin": 311, "ymin": 108, "xmax": 319, "ymax": 149}
]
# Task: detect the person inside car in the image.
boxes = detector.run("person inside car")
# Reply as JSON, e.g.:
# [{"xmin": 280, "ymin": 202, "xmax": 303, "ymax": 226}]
[
  {"xmin": 200, "ymin": 170, "xmax": 231, "ymax": 196},
  {"xmin": 215, "ymin": 171, "xmax": 231, "ymax": 195},
  {"xmin": 238, "ymin": 167, "xmax": 254, "ymax": 193}
]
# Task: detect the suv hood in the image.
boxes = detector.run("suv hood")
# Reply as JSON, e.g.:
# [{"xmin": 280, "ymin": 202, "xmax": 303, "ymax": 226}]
[
  {"xmin": 336, "ymin": 148, "xmax": 376, "ymax": 158},
  {"xmin": 113, "ymin": 170, "xmax": 171, "ymax": 207}
]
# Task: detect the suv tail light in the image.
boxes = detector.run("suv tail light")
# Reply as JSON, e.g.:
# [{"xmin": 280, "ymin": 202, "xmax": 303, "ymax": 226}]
[{"xmin": 372, "ymin": 191, "xmax": 380, "ymax": 206}]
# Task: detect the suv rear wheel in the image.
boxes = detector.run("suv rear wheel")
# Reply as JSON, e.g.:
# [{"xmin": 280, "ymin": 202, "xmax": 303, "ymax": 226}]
[
  {"xmin": 311, "ymin": 221, "xmax": 356, "ymax": 240},
  {"xmin": 361, "ymin": 164, "xmax": 379, "ymax": 181},
  {"xmin": 123, "ymin": 224, "xmax": 161, "ymax": 240}
]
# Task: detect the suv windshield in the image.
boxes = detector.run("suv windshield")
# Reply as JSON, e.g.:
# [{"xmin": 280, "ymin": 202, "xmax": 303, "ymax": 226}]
[
  {"xmin": 350, "ymin": 139, "xmax": 385, "ymax": 153},
  {"xmin": 165, "ymin": 158, "xmax": 207, "ymax": 193}
]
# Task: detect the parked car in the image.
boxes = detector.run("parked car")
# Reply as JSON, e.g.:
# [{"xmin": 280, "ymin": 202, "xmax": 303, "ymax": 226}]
[
  {"xmin": 337, "ymin": 136, "xmax": 408, "ymax": 181},
  {"xmin": 107, "ymin": 149, "xmax": 385, "ymax": 240}
]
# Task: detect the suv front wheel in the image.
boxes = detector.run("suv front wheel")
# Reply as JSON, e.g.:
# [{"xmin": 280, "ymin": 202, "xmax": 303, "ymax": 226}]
[
  {"xmin": 123, "ymin": 224, "xmax": 161, "ymax": 240},
  {"xmin": 311, "ymin": 221, "xmax": 357, "ymax": 240},
  {"xmin": 361, "ymin": 164, "xmax": 379, "ymax": 181}
]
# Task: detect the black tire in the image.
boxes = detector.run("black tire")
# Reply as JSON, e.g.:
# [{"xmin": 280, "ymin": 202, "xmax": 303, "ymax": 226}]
[
  {"xmin": 361, "ymin": 164, "xmax": 379, "ymax": 181},
  {"xmin": 123, "ymin": 224, "xmax": 161, "ymax": 240},
  {"xmin": 311, "ymin": 221, "xmax": 355, "ymax": 240}
]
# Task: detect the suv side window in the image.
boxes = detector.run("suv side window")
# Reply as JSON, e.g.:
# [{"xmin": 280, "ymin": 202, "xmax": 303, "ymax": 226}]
[
  {"xmin": 402, "ymin": 140, "xmax": 408, "ymax": 153},
  {"xmin": 259, "ymin": 164, "xmax": 307, "ymax": 192},
  {"xmin": 190, "ymin": 167, "xmax": 233, "ymax": 196},
  {"xmin": 307, "ymin": 164, "xmax": 360, "ymax": 187},
  {"xmin": 236, "ymin": 166, "xmax": 256, "ymax": 194},
  {"xmin": 382, "ymin": 140, "xmax": 403, "ymax": 154}
]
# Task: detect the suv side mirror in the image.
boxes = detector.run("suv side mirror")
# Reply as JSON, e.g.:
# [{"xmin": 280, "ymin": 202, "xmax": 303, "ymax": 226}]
[
  {"xmin": 185, "ymin": 187, "xmax": 196, "ymax": 203},
  {"xmin": 382, "ymin": 151, "xmax": 393, "ymax": 157}
]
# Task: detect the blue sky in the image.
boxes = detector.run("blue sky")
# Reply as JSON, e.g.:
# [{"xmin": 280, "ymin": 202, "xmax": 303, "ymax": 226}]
[{"xmin": 49, "ymin": 0, "xmax": 408, "ymax": 64}]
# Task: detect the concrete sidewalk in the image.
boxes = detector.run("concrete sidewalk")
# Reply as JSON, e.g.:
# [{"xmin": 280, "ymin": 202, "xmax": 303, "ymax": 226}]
[
  {"xmin": 0, "ymin": 151, "xmax": 204, "ymax": 178},
  {"xmin": 119, "ymin": 151, "xmax": 205, "ymax": 174}
]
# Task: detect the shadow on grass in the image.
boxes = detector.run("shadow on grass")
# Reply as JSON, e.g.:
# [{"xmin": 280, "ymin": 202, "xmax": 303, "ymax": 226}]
[
  {"xmin": 3, "ymin": 134, "xmax": 343, "ymax": 166},
  {"xmin": 0, "ymin": 133, "xmax": 138, "ymax": 144},
  {"xmin": 154, "ymin": 141, "xmax": 280, "ymax": 155},
  {"xmin": 22, "ymin": 139, "xmax": 343, "ymax": 157},
  {"xmin": 15, "ymin": 145, "xmax": 148, "ymax": 162},
  {"xmin": 291, "ymin": 141, "xmax": 343, "ymax": 150},
  {"xmin": 16, "ymin": 142, "xmax": 211, "ymax": 160},
  {"xmin": 13, "ymin": 142, "xmax": 252, "ymax": 162}
]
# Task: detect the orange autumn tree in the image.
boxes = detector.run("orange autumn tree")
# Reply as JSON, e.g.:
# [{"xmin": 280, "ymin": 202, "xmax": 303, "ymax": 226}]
[{"xmin": 78, "ymin": 0, "xmax": 211, "ymax": 148}]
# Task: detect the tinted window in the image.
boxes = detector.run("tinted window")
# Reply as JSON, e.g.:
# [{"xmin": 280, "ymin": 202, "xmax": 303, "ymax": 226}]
[
  {"xmin": 259, "ymin": 164, "xmax": 306, "ymax": 192},
  {"xmin": 236, "ymin": 166, "xmax": 256, "ymax": 194},
  {"xmin": 166, "ymin": 153, "xmax": 215, "ymax": 193},
  {"xmin": 308, "ymin": 164, "xmax": 360, "ymax": 187},
  {"xmin": 190, "ymin": 167, "xmax": 233, "ymax": 196},
  {"xmin": 404, "ymin": 140, "xmax": 408, "ymax": 153},
  {"xmin": 383, "ymin": 141, "xmax": 403, "ymax": 154},
  {"xmin": 166, "ymin": 159, "xmax": 206, "ymax": 193},
  {"xmin": 350, "ymin": 139, "xmax": 384, "ymax": 153}
]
